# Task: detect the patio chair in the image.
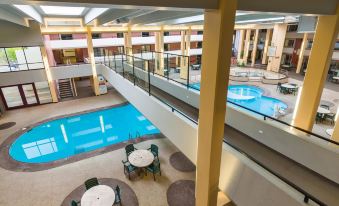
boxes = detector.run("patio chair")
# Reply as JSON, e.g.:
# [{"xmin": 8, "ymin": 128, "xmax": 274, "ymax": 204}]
[
  {"xmin": 146, "ymin": 159, "xmax": 161, "ymax": 181},
  {"xmin": 114, "ymin": 185, "xmax": 122, "ymax": 205},
  {"xmin": 325, "ymin": 113, "xmax": 336, "ymax": 125},
  {"xmin": 84, "ymin": 177, "xmax": 99, "ymax": 190},
  {"xmin": 291, "ymin": 87, "xmax": 298, "ymax": 96},
  {"xmin": 148, "ymin": 144, "xmax": 159, "ymax": 160},
  {"xmin": 125, "ymin": 144, "xmax": 136, "ymax": 158},
  {"xmin": 122, "ymin": 160, "xmax": 137, "ymax": 180},
  {"xmin": 315, "ymin": 113, "xmax": 325, "ymax": 124},
  {"xmin": 70, "ymin": 200, "xmax": 79, "ymax": 206},
  {"xmin": 276, "ymin": 83, "xmax": 282, "ymax": 93}
]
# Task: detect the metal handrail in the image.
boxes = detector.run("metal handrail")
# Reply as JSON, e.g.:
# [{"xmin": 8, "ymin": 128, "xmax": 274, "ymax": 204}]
[
  {"xmin": 111, "ymin": 50, "xmax": 339, "ymax": 146},
  {"xmin": 188, "ymin": 85, "xmax": 339, "ymax": 146},
  {"xmin": 103, "ymin": 55, "xmax": 328, "ymax": 206},
  {"xmin": 224, "ymin": 139, "xmax": 327, "ymax": 206}
]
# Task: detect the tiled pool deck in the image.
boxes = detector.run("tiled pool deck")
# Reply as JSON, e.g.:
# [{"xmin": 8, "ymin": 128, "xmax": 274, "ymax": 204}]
[{"xmin": 0, "ymin": 90, "xmax": 198, "ymax": 206}]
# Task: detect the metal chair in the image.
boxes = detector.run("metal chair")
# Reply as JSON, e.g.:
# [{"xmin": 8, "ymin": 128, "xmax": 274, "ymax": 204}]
[
  {"xmin": 148, "ymin": 144, "xmax": 159, "ymax": 160},
  {"xmin": 84, "ymin": 177, "xmax": 99, "ymax": 190},
  {"xmin": 146, "ymin": 159, "xmax": 161, "ymax": 181},
  {"xmin": 70, "ymin": 200, "xmax": 79, "ymax": 206},
  {"xmin": 122, "ymin": 160, "xmax": 137, "ymax": 180},
  {"xmin": 125, "ymin": 144, "xmax": 136, "ymax": 158},
  {"xmin": 325, "ymin": 113, "xmax": 336, "ymax": 125},
  {"xmin": 114, "ymin": 185, "xmax": 122, "ymax": 205}
]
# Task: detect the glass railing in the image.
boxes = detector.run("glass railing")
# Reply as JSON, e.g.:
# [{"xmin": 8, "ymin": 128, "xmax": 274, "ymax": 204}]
[{"xmin": 101, "ymin": 51, "xmax": 329, "ymax": 206}]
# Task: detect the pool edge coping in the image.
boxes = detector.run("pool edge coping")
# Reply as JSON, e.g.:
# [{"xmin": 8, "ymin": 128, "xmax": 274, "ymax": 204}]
[{"xmin": 0, "ymin": 102, "xmax": 165, "ymax": 172}]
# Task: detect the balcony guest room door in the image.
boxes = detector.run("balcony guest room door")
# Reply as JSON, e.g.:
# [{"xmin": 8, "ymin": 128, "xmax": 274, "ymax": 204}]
[{"xmin": 0, "ymin": 83, "xmax": 39, "ymax": 109}]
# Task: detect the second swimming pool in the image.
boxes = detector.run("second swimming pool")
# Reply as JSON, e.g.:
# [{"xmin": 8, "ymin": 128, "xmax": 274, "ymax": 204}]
[
  {"xmin": 190, "ymin": 83, "xmax": 287, "ymax": 116},
  {"xmin": 9, "ymin": 104, "xmax": 160, "ymax": 163}
]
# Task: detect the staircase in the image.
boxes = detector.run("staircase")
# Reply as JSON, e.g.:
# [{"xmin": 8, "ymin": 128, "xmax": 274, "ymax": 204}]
[{"xmin": 58, "ymin": 79, "xmax": 74, "ymax": 99}]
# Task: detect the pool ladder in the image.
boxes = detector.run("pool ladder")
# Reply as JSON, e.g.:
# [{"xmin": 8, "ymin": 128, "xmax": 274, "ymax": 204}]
[{"xmin": 128, "ymin": 131, "xmax": 141, "ymax": 141}]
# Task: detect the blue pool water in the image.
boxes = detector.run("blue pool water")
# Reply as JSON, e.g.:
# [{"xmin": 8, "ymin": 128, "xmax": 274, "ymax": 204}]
[
  {"xmin": 9, "ymin": 104, "xmax": 160, "ymax": 163},
  {"xmin": 190, "ymin": 83, "xmax": 287, "ymax": 116}
]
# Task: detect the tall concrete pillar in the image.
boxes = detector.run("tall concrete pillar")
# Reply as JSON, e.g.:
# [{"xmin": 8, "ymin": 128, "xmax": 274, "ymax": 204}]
[
  {"xmin": 267, "ymin": 24, "xmax": 288, "ymax": 72},
  {"xmin": 293, "ymin": 6, "xmax": 339, "ymax": 131},
  {"xmin": 196, "ymin": 0, "xmax": 237, "ymax": 205}
]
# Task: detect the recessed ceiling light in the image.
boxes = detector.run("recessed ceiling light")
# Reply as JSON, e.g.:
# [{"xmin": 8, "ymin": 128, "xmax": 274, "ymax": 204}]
[{"xmin": 40, "ymin": 6, "xmax": 85, "ymax": 16}]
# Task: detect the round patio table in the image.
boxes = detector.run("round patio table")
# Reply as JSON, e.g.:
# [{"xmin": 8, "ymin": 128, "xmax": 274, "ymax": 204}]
[
  {"xmin": 326, "ymin": 129, "xmax": 334, "ymax": 136},
  {"xmin": 81, "ymin": 185, "xmax": 115, "ymax": 206},
  {"xmin": 128, "ymin": 149, "xmax": 154, "ymax": 168},
  {"xmin": 317, "ymin": 107, "xmax": 331, "ymax": 114},
  {"xmin": 281, "ymin": 83, "xmax": 298, "ymax": 89}
]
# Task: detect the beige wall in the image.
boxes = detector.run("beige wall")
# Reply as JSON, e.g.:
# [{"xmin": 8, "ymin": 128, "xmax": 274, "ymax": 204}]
[{"xmin": 0, "ymin": 20, "xmax": 43, "ymax": 47}]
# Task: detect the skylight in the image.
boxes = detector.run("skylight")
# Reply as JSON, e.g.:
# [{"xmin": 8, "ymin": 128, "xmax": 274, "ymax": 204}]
[{"xmin": 40, "ymin": 6, "xmax": 85, "ymax": 16}]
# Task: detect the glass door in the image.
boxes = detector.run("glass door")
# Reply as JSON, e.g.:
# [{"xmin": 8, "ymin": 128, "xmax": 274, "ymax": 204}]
[
  {"xmin": 22, "ymin": 84, "xmax": 38, "ymax": 105},
  {"xmin": 0, "ymin": 83, "xmax": 39, "ymax": 109},
  {"xmin": 1, "ymin": 86, "xmax": 24, "ymax": 108}
]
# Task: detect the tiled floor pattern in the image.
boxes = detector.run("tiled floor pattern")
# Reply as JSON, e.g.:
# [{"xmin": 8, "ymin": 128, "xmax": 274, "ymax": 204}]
[{"xmin": 0, "ymin": 90, "xmax": 195, "ymax": 206}]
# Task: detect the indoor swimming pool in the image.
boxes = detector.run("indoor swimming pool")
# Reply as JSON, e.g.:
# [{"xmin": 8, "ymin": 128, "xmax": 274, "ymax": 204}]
[
  {"xmin": 190, "ymin": 84, "xmax": 287, "ymax": 116},
  {"xmin": 9, "ymin": 104, "xmax": 160, "ymax": 163}
]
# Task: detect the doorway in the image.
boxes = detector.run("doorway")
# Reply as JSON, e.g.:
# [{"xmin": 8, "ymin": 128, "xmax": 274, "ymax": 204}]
[{"xmin": 0, "ymin": 83, "xmax": 39, "ymax": 109}]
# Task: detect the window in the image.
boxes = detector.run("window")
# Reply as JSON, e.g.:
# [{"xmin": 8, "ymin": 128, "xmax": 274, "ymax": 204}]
[
  {"xmin": 197, "ymin": 31, "xmax": 203, "ymax": 35},
  {"xmin": 284, "ymin": 39, "xmax": 295, "ymax": 48},
  {"xmin": 287, "ymin": 25, "xmax": 298, "ymax": 32},
  {"xmin": 282, "ymin": 54, "xmax": 292, "ymax": 65},
  {"xmin": 142, "ymin": 32, "xmax": 150, "ymax": 37},
  {"xmin": 197, "ymin": 42, "xmax": 202, "ymax": 48},
  {"xmin": 93, "ymin": 48, "xmax": 104, "ymax": 57},
  {"xmin": 92, "ymin": 33, "xmax": 101, "ymax": 39},
  {"xmin": 117, "ymin": 33, "xmax": 124, "ymax": 38},
  {"xmin": 141, "ymin": 45, "xmax": 151, "ymax": 52},
  {"xmin": 306, "ymin": 40, "xmax": 313, "ymax": 49},
  {"xmin": 60, "ymin": 34, "xmax": 73, "ymax": 40},
  {"xmin": 335, "ymin": 41, "xmax": 339, "ymax": 50},
  {"xmin": 164, "ymin": 32, "xmax": 170, "ymax": 36},
  {"xmin": 164, "ymin": 44, "xmax": 169, "ymax": 51},
  {"xmin": 0, "ymin": 46, "xmax": 44, "ymax": 72}
]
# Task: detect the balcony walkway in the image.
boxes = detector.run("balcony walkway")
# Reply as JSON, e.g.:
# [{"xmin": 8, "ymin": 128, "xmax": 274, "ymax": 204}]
[{"xmin": 148, "ymin": 79, "xmax": 339, "ymax": 206}]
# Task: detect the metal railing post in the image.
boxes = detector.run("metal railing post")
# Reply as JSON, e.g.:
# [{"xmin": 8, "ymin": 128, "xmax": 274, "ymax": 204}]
[
  {"xmin": 103, "ymin": 49, "xmax": 106, "ymax": 65},
  {"xmin": 148, "ymin": 60, "xmax": 151, "ymax": 96},
  {"xmin": 166, "ymin": 53, "xmax": 169, "ymax": 80},
  {"xmin": 122, "ymin": 54, "xmax": 125, "ymax": 78},
  {"xmin": 152, "ymin": 51, "xmax": 155, "ymax": 75},
  {"xmin": 113, "ymin": 53, "xmax": 117, "ymax": 71},
  {"xmin": 132, "ymin": 56, "xmax": 136, "ymax": 85},
  {"xmin": 187, "ymin": 56, "xmax": 190, "ymax": 89}
]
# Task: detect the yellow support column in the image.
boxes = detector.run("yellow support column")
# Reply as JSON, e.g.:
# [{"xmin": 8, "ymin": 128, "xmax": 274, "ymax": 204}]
[
  {"xmin": 155, "ymin": 28, "xmax": 164, "ymax": 75},
  {"xmin": 86, "ymin": 26, "xmax": 100, "ymax": 96},
  {"xmin": 243, "ymin": 29, "xmax": 251, "ymax": 65},
  {"xmin": 293, "ymin": 6, "xmax": 339, "ymax": 131},
  {"xmin": 237, "ymin": 30, "xmax": 245, "ymax": 64},
  {"xmin": 180, "ymin": 30, "xmax": 187, "ymax": 79},
  {"xmin": 180, "ymin": 28, "xmax": 191, "ymax": 79},
  {"xmin": 262, "ymin": 29, "xmax": 272, "ymax": 65},
  {"xmin": 41, "ymin": 47, "xmax": 58, "ymax": 102},
  {"xmin": 196, "ymin": 0, "xmax": 237, "ymax": 205},
  {"xmin": 296, "ymin": 33, "xmax": 308, "ymax": 74},
  {"xmin": 251, "ymin": 29, "xmax": 259, "ymax": 67},
  {"xmin": 124, "ymin": 27, "xmax": 132, "ymax": 63},
  {"xmin": 267, "ymin": 24, "xmax": 287, "ymax": 72}
]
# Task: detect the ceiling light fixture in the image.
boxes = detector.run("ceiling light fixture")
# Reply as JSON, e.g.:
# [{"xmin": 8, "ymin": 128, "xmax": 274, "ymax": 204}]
[{"xmin": 40, "ymin": 6, "xmax": 85, "ymax": 16}]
